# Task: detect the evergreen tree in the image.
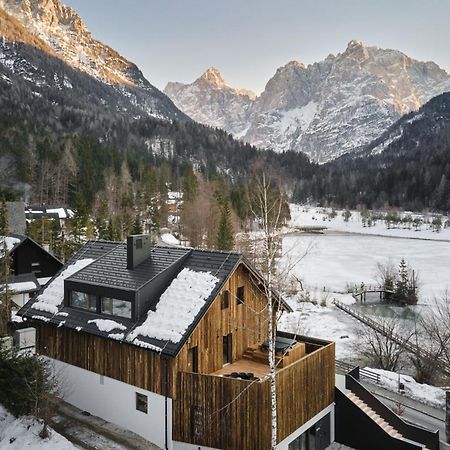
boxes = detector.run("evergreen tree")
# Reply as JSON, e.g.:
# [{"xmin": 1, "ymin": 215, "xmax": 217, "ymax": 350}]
[
  {"xmin": 0, "ymin": 201, "xmax": 12, "ymax": 337},
  {"xmin": 131, "ymin": 215, "xmax": 143, "ymax": 235},
  {"xmin": 217, "ymin": 199, "xmax": 234, "ymax": 251},
  {"xmin": 0, "ymin": 199, "xmax": 8, "ymax": 236}
]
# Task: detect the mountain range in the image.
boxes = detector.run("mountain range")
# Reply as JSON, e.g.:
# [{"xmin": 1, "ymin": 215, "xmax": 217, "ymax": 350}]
[
  {"xmin": 0, "ymin": 0, "xmax": 449, "ymax": 213},
  {"xmin": 165, "ymin": 41, "xmax": 450, "ymax": 163}
]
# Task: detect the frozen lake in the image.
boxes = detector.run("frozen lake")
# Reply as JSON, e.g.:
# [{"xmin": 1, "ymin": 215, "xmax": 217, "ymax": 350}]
[{"xmin": 282, "ymin": 232, "xmax": 450, "ymax": 303}]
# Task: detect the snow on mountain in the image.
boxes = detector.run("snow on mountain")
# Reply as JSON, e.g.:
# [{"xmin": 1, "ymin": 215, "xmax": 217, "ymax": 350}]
[
  {"xmin": 165, "ymin": 40, "xmax": 450, "ymax": 163},
  {"xmin": 0, "ymin": 0, "xmax": 185, "ymax": 120},
  {"xmin": 165, "ymin": 67, "xmax": 256, "ymax": 137}
]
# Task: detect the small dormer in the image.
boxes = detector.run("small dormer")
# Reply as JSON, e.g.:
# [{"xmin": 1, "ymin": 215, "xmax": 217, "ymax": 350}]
[{"xmin": 63, "ymin": 237, "xmax": 191, "ymax": 322}]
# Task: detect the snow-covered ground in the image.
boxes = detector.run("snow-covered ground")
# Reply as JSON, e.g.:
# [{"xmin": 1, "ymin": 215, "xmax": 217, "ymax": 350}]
[
  {"xmin": 279, "ymin": 292, "xmax": 359, "ymax": 360},
  {"xmin": 284, "ymin": 205, "xmax": 450, "ymax": 302},
  {"xmin": 290, "ymin": 204, "xmax": 450, "ymax": 241},
  {"xmin": 365, "ymin": 368, "xmax": 446, "ymax": 409},
  {"xmin": 0, "ymin": 405, "xmax": 75, "ymax": 450}
]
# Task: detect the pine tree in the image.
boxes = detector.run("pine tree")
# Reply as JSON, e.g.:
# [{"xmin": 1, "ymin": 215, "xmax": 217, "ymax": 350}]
[
  {"xmin": 217, "ymin": 199, "xmax": 234, "ymax": 251},
  {"xmin": 131, "ymin": 215, "xmax": 143, "ymax": 235},
  {"xmin": 0, "ymin": 199, "xmax": 8, "ymax": 236},
  {"xmin": 396, "ymin": 258, "xmax": 409, "ymax": 299},
  {"xmin": 0, "ymin": 200, "xmax": 12, "ymax": 337}
]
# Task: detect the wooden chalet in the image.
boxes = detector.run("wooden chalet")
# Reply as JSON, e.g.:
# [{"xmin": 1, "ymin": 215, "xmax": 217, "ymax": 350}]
[{"xmin": 18, "ymin": 235, "xmax": 335, "ymax": 450}]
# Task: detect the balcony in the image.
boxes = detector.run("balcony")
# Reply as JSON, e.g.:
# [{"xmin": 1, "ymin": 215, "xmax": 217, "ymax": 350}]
[
  {"xmin": 173, "ymin": 332, "xmax": 335, "ymax": 450},
  {"xmin": 211, "ymin": 332, "xmax": 310, "ymax": 380}
]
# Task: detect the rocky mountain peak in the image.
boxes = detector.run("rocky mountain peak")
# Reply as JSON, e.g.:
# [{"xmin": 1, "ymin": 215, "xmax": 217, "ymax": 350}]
[
  {"xmin": 165, "ymin": 41, "xmax": 450, "ymax": 163},
  {"xmin": 0, "ymin": 0, "xmax": 186, "ymax": 120},
  {"xmin": 198, "ymin": 67, "xmax": 227, "ymax": 88},
  {"xmin": 346, "ymin": 39, "xmax": 365, "ymax": 50}
]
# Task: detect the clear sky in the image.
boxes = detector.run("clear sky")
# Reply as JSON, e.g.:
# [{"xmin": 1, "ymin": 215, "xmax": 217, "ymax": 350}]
[{"xmin": 64, "ymin": 0, "xmax": 450, "ymax": 94}]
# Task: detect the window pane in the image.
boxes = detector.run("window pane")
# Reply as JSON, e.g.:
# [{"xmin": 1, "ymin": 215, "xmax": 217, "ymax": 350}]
[
  {"xmin": 136, "ymin": 393, "xmax": 148, "ymax": 413},
  {"xmin": 236, "ymin": 286, "xmax": 245, "ymax": 304},
  {"xmin": 101, "ymin": 297, "xmax": 132, "ymax": 319},
  {"xmin": 221, "ymin": 290, "xmax": 229, "ymax": 309},
  {"xmin": 71, "ymin": 291, "xmax": 97, "ymax": 311}
]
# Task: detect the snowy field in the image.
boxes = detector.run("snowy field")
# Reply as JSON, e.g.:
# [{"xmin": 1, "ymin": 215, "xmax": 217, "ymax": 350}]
[
  {"xmin": 279, "ymin": 203, "xmax": 450, "ymax": 368},
  {"xmin": 285, "ymin": 205, "xmax": 450, "ymax": 302},
  {"xmin": 290, "ymin": 204, "xmax": 450, "ymax": 241}
]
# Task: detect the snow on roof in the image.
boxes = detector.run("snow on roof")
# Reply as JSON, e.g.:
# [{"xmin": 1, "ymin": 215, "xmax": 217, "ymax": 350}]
[
  {"xmin": 46, "ymin": 208, "xmax": 68, "ymax": 219},
  {"xmin": 31, "ymin": 258, "xmax": 95, "ymax": 315},
  {"xmin": 8, "ymin": 281, "xmax": 38, "ymax": 293},
  {"xmin": 161, "ymin": 233, "xmax": 180, "ymax": 246},
  {"xmin": 87, "ymin": 319, "xmax": 126, "ymax": 332},
  {"xmin": 128, "ymin": 268, "xmax": 219, "ymax": 344},
  {"xmin": 0, "ymin": 236, "xmax": 20, "ymax": 255}
]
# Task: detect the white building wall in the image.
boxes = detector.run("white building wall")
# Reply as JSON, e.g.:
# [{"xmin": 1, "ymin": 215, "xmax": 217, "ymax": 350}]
[
  {"xmin": 275, "ymin": 404, "xmax": 335, "ymax": 450},
  {"xmin": 50, "ymin": 358, "xmax": 172, "ymax": 450}
]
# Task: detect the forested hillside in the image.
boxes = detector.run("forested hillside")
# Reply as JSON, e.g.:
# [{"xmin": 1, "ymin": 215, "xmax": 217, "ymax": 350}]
[{"xmin": 293, "ymin": 92, "xmax": 450, "ymax": 212}]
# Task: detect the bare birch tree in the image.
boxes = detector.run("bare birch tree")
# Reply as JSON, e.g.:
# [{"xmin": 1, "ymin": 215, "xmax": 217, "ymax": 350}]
[{"xmin": 249, "ymin": 171, "xmax": 283, "ymax": 449}]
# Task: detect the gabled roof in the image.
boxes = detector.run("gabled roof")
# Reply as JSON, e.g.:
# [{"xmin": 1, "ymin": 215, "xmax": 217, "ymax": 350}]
[{"xmin": 18, "ymin": 240, "xmax": 291, "ymax": 357}]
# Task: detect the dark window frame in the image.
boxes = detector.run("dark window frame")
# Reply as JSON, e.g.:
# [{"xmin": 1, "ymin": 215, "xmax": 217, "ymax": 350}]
[
  {"xmin": 188, "ymin": 346, "xmax": 199, "ymax": 373},
  {"xmin": 68, "ymin": 290, "xmax": 134, "ymax": 320},
  {"xmin": 221, "ymin": 290, "xmax": 230, "ymax": 309},
  {"xmin": 236, "ymin": 286, "xmax": 245, "ymax": 305},
  {"xmin": 135, "ymin": 392, "xmax": 148, "ymax": 414},
  {"xmin": 223, "ymin": 333, "xmax": 232, "ymax": 365},
  {"xmin": 101, "ymin": 296, "xmax": 133, "ymax": 319},
  {"xmin": 69, "ymin": 290, "xmax": 98, "ymax": 313}
]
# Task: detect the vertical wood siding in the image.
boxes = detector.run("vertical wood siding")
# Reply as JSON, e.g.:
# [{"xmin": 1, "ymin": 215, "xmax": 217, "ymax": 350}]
[
  {"xmin": 175, "ymin": 264, "xmax": 270, "ymax": 375},
  {"xmin": 173, "ymin": 342, "xmax": 335, "ymax": 450}
]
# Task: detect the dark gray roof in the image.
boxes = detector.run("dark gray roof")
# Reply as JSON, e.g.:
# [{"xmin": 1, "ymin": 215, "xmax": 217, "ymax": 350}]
[
  {"xmin": 69, "ymin": 244, "xmax": 191, "ymax": 290},
  {"xmin": 18, "ymin": 240, "xmax": 289, "ymax": 357}
]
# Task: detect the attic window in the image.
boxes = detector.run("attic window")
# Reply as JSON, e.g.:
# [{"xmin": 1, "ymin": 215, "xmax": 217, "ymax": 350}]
[
  {"xmin": 221, "ymin": 290, "xmax": 230, "ymax": 309},
  {"xmin": 236, "ymin": 286, "xmax": 245, "ymax": 305},
  {"xmin": 101, "ymin": 297, "xmax": 132, "ymax": 319},
  {"xmin": 70, "ymin": 291, "xmax": 97, "ymax": 312}
]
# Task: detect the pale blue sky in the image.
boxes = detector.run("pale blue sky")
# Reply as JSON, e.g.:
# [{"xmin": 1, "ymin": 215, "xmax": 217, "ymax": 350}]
[{"xmin": 65, "ymin": 0, "xmax": 450, "ymax": 94}]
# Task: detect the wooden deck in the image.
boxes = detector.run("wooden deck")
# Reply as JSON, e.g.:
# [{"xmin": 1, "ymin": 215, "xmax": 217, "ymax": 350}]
[{"xmin": 211, "ymin": 358, "xmax": 271, "ymax": 378}]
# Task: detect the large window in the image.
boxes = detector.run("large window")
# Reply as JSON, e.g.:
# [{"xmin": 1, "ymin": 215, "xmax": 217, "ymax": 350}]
[
  {"xmin": 70, "ymin": 291, "xmax": 97, "ymax": 312},
  {"xmin": 101, "ymin": 297, "xmax": 132, "ymax": 319}
]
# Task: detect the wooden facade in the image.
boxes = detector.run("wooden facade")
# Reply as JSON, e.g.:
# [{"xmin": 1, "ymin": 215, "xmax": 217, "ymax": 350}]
[
  {"xmin": 34, "ymin": 261, "xmax": 335, "ymax": 450},
  {"xmin": 173, "ymin": 341, "xmax": 335, "ymax": 450},
  {"xmin": 175, "ymin": 263, "xmax": 270, "ymax": 375},
  {"xmin": 36, "ymin": 263, "xmax": 273, "ymax": 397}
]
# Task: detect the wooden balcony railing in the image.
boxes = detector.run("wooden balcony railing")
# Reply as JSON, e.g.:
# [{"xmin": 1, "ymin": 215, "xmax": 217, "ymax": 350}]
[{"xmin": 173, "ymin": 337, "xmax": 335, "ymax": 450}]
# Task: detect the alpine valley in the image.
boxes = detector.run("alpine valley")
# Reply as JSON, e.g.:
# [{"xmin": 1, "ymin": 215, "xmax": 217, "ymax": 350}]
[{"xmin": 165, "ymin": 41, "xmax": 450, "ymax": 163}]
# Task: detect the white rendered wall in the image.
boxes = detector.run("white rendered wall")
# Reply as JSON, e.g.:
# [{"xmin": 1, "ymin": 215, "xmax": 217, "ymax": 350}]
[
  {"xmin": 50, "ymin": 358, "xmax": 172, "ymax": 450},
  {"xmin": 275, "ymin": 404, "xmax": 335, "ymax": 450}
]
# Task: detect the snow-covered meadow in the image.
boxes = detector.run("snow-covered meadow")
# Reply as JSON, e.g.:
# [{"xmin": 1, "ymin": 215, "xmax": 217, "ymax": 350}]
[
  {"xmin": 278, "ymin": 204, "xmax": 450, "ymax": 361},
  {"xmin": 284, "ymin": 205, "xmax": 450, "ymax": 301}
]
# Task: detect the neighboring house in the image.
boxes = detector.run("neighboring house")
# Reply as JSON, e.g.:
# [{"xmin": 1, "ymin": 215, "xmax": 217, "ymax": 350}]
[
  {"xmin": 25, "ymin": 206, "xmax": 74, "ymax": 228},
  {"xmin": 18, "ymin": 236, "xmax": 335, "ymax": 450},
  {"xmin": 1, "ymin": 234, "xmax": 63, "ymax": 306}
]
